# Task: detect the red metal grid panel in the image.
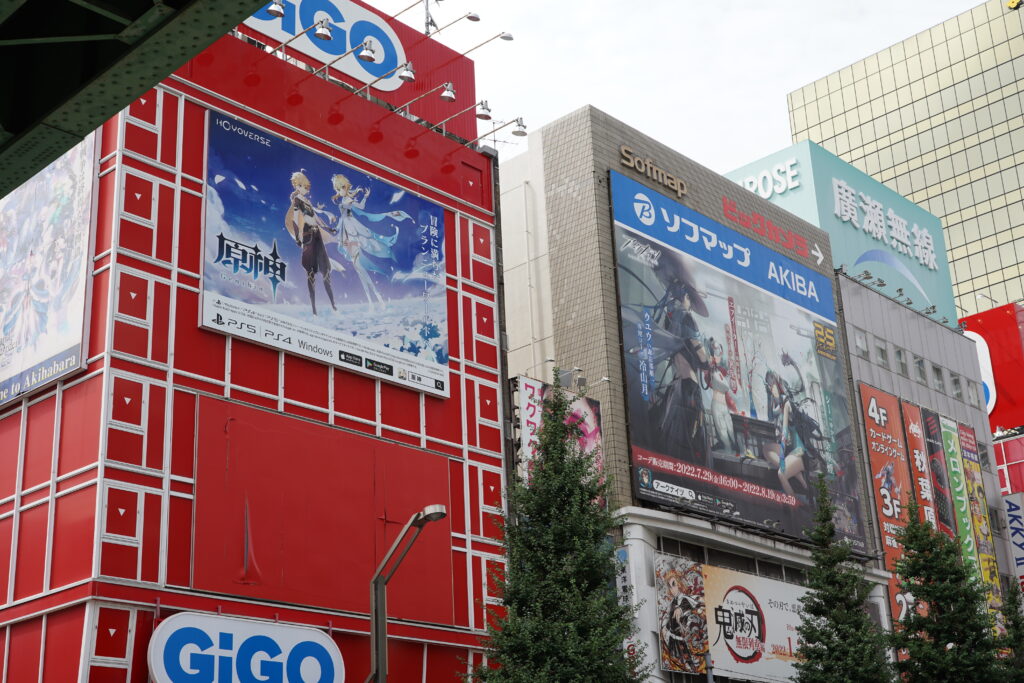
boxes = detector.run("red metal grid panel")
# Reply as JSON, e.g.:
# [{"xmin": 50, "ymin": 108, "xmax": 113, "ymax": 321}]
[
  {"xmin": 57, "ymin": 375, "xmax": 103, "ymax": 476},
  {"xmin": 0, "ymin": 517, "xmax": 12, "ymax": 605},
  {"xmin": 50, "ymin": 485, "xmax": 97, "ymax": 589},
  {"xmin": 94, "ymin": 606, "xmax": 131, "ymax": 659},
  {"xmin": 283, "ymin": 353, "xmax": 330, "ymax": 409},
  {"xmin": 8, "ymin": 617, "xmax": 42, "ymax": 682},
  {"xmin": 23, "ymin": 395, "xmax": 56, "ymax": 490},
  {"xmin": 172, "ymin": 287, "xmax": 226, "ymax": 380},
  {"xmin": 192, "ymin": 396, "xmax": 454, "ymax": 622},
  {"xmin": 0, "ymin": 410, "xmax": 20, "ymax": 500},
  {"xmin": 170, "ymin": 390, "xmax": 197, "ymax": 480},
  {"xmin": 42, "ymin": 604, "xmax": 86, "ymax": 682},
  {"xmin": 88, "ymin": 268, "xmax": 112, "ymax": 359},
  {"xmin": 13, "ymin": 503, "xmax": 48, "ymax": 600}
]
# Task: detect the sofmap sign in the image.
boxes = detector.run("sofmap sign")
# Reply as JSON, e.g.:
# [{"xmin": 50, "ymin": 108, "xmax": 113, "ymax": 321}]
[
  {"xmin": 149, "ymin": 612, "xmax": 345, "ymax": 683},
  {"xmin": 246, "ymin": 0, "xmax": 407, "ymax": 91},
  {"xmin": 727, "ymin": 141, "xmax": 957, "ymax": 329}
]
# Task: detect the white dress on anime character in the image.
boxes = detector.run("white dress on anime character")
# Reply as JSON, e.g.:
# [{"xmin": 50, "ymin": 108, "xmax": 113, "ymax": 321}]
[{"xmin": 334, "ymin": 192, "xmax": 409, "ymax": 310}]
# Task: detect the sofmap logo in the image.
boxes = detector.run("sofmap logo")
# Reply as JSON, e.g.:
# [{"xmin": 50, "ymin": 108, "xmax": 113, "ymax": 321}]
[
  {"xmin": 148, "ymin": 612, "xmax": 345, "ymax": 683},
  {"xmin": 246, "ymin": 0, "xmax": 407, "ymax": 91},
  {"xmin": 633, "ymin": 192, "xmax": 655, "ymax": 226}
]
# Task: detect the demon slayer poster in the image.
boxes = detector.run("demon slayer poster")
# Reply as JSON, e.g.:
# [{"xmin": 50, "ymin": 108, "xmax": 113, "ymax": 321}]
[
  {"xmin": 612, "ymin": 171, "xmax": 865, "ymax": 549},
  {"xmin": 0, "ymin": 133, "xmax": 95, "ymax": 406},
  {"xmin": 654, "ymin": 553, "xmax": 708, "ymax": 674},
  {"xmin": 201, "ymin": 113, "xmax": 448, "ymax": 396}
]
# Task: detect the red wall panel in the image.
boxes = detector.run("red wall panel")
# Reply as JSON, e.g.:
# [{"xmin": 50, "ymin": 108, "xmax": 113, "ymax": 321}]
[
  {"xmin": 14, "ymin": 503, "xmax": 48, "ymax": 600},
  {"xmin": 42, "ymin": 604, "xmax": 85, "ymax": 682},
  {"xmin": 23, "ymin": 396, "xmax": 56, "ymax": 490},
  {"xmin": 0, "ymin": 411, "xmax": 20, "ymax": 500},
  {"xmin": 50, "ymin": 486, "xmax": 97, "ymax": 588},
  {"xmin": 192, "ymin": 397, "xmax": 454, "ymax": 621},
  {"xmin": 8, "ymin": 617, "xmax": 42, "ymax": 682},
  {"xmin": 57, "ymin": 376, "xmax": 103, "ymax": 476},
  {"xmin": 0, "ymin": 517, "xmax": 12, "ymax": 604}
]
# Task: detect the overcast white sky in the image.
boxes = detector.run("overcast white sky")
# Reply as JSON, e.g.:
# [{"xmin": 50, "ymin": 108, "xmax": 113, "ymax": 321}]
[{"xmin": 368, "ymin": 0, "xmax": 982, "ymax": 173}]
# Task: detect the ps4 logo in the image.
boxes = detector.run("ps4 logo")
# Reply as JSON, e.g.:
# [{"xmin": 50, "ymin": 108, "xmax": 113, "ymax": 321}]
[{"xmin": 246, "ymin": 0, "xmax": 407, "ymax": 91}]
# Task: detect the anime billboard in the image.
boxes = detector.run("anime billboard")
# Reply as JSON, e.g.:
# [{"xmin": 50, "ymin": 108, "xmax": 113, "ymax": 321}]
[
  {"xmin": 612, "ymin": 171, "xmax": 865, "ymax": 549},
  {"xmin": 958, "ymin": 424, "xmax": 1004, "ymax": 631},
  {"xmin": 900, "ymin": 401, "xmax": 944, "ymax": 534},
  {"xmin": 938, "ymin": 415, "xmax": 981, "ymax": 576},
  {"xmin": 654, "ymin": 553, "xmax": 708, "ymax": 674},
  {"xmin": 0, "ymin": 133, "xmax": 95, "ymax": 406},
  {"xmin": 920, "ymin": 408, "xmax": 958, "ymax": 540},
  {"xmin": 201, "ymin": 114, "xmax": 448, "ymax": 396},
  {"xmin": 515, "ymin": 376, "xmax": 602, "ymax": 481}
]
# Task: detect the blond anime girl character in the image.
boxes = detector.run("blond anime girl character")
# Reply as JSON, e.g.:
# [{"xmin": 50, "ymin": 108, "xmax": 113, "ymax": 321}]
[
  {"xmin": 285, "ymin": 170, "xmax": 338, "ymax": 316},
  {"xmin": 330, "ymin": 173, "xmax": 408, "ymax": 311}
]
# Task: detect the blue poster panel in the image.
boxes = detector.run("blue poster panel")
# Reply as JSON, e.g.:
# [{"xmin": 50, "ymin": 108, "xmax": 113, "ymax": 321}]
[
  {"xmin": 201, "ymin": 114, "xmax": 449, "ymax": 396},
  {"xmin": 612, "ymin": 170, "xmax": 865, "ymax": 548},
  {"xmin": 0, "ymin": 134, "xmax": 95, "ymax": 406}
]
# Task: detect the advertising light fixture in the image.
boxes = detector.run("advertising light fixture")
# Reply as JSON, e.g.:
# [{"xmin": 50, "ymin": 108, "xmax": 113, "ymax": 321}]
[
  {"xmin": 311, "ymin": 39, "xmax": 376, "ymax": 78},
  {"xmin": 267, "ymin": 17, "xmax": 335, "ymax": 56},
  {"xmin": 427, "ymin": 99, "xmax": 492, "ymax": 133},
  {"xmin": 440, "ymin": 82, "xmax": 456, "ymax": 102},
  {"xmin": 267, "ymin": 0, "xmax": 285, "ymax": 18},
  {"xmin": 354, "ymin": 61, "xmax": 416, "ymax": 94},
  {"xmin": 464, "ymin": 117, "xmax": 527, "ymax": 147},
  {"xmin": 476, "ymin": 100, "xmax": 492, "ymax": 121},
  {"xmin": 398, "ymin": 62, "xmax": 416, "ymax": 82},
  {"xmin": 394, "ymin": 81, "xmax": 458, "ymax": 111}
]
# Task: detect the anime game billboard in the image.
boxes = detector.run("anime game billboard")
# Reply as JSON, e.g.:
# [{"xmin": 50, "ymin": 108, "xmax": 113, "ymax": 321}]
[
  {"xmin": 654, "ymin": 552, "xmax": 807, "ymax": 682},
  {"xmin": 0, "ymin": 133, "xmax": 95, "ymax": 406},
  {"xmin": 515, "ymin": 375, "xmax": 602, "ymax": 481},
  {"xmin": 612, "ymin": 170, "xmax": 865, "ymax": 549},
  {"xmin": 201, "ymin": 114, "xmax": 448, "ymax": 396}
]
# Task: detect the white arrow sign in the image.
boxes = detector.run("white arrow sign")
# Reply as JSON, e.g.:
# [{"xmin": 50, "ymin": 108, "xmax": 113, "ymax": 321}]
[{"xmin": 811, "ymin": 243, "xmax": 824, "ymax": 265}]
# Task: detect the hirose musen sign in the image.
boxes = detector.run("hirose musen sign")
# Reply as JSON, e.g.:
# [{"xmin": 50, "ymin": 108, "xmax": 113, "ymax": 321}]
[
  {"xmin": 149, "ymin": 612, "xmax": 345, "ymax": 682},
  {"xmin": 246, "ymin": 0, "xmax": 408, "ymax": 91}
]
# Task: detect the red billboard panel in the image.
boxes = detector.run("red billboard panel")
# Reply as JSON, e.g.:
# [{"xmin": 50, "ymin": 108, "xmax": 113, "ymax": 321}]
[
  {"xmin": 996, "ymin": 435, "xmax": 1024, "ymax": 494},
  {"xmin": 858, "ymin": 384, "xmax": 912, "ymax": 623},
  {"xmin": 961, "ymin": 303, "xmax": 1024, "ymax": 432},
  {"xmin": 900, "ymin": 401, "xmax": 946, "ymax": 535}
]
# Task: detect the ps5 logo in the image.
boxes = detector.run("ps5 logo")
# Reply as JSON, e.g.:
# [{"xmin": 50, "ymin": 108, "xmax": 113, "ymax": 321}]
[
  {"xmin": 246, "ymin": 0, "xmax": 407, "ymax": 91},
  {"xmin": 633, "ymin": 193, "xmax": 655, "ymax": 226}
]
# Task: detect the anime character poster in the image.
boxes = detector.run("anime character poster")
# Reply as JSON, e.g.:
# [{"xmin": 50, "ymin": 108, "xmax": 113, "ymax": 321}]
[
  {"xmin": 0, "ymin": 133, "xmax": 95, "ymax": 406},
  {"xmin": 654, "ymin": 553, "xmax": 707, "ymax": 674},
  {"xmin": 858, "ymin": 384, "xmax": 912, "ymax": 625},
  {"xmin": 958, "ymin": 423, "xmax": 1004, "ymax": 633},
  {"xmin": 920, "ymin": 408, "xmax": 958, "ymax": 540},
  {"xmin": 611, "ymin": 170, "xmax": 865, "ymax": 549},
  {"xmin": 516, "ymin": 376, "xmax": 602, "ymax": 482},
  {"xmin": 201, "ymin": 114, "xmax": 448, "ymax": 396},
  {"xmin": 899, "ymin": 401, "xmax": 942, "ymax": 533},
  {"xmin": 703, "ymin": 566, "xmax": 807, "ymax": 682},
  {"xmin": 937, "ymin": 415, "xmax": 981, "ymax": 576}
]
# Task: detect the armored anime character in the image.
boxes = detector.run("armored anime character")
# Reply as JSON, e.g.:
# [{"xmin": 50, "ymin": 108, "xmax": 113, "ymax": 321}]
[{"xmin": 762, "ymin": 351, "xmax": 827, "ymax": 498}]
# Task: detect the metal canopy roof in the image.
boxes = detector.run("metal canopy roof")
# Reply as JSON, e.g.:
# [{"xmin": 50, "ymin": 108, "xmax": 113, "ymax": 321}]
[{"xmin": 0, "ymin": 0, "xmax": 267, "ymax": 199}]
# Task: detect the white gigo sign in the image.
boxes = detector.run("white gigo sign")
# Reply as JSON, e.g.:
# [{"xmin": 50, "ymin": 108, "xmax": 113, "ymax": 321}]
[
  {"xmin": 246, "ymin": 0, "xmax": 408, "ymax": 92},
  {"xmin": 148, "ymin": 612, "xmax": 345, "ymax": 683}
]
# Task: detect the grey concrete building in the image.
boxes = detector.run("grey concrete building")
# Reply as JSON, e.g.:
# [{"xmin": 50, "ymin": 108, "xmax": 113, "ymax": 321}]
[
  {"xmin": 788, "ymin": 0, "xmax": 1024, "ymax": 317},
  {"xmin": 501, "ymin": 105, "xmax": 890, "ymax": 682}
]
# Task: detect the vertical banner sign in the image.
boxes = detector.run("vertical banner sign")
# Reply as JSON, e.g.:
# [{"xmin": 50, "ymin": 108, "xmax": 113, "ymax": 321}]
[
  {"xmin": 515, "ymin": 375, "xmax": 604, "ymax": 481},
  {"xmin": 939, "ymin": 416, "xmax": 981, "ymax": 578},
  {"xmin": 920, "ymin": 409, "xmax": 958, "ymax": 540},
  {"xmin": 1003, "ymin": 493, "xmax": 1024, "ymax": 590},
  {"xmin": 858, "ymin": 384, "xmax": 912, "ymax": 624},
  {"xmin": 958, "ymin": 423, "xmax": 1004, "ymax": 628},
  {"xmin": 201, "ymin": 115, "xmax": 449, "ymax": 396},
  {"xmin": 655, "ymin": 553, "xmax": 708, "ymax": 674},
  {"xmin": 611, "ymin": 170, "xmax": 865, "ymax": 549},
  {"xmin": 900, "ymin": 401, "xmax": 938, "ymax": 529}
]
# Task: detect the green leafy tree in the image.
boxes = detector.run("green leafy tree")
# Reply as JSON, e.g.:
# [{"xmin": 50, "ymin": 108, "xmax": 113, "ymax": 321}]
[
  {"xmin": 473, "ymin": 374, "xmax": 646, "ymax": 682},
  {"xmin": 794, "ymin": 475, "xmax": 892, "ymax": 683},
  {"xmin": 997, "ymin": 579, "xmax": 1024, "ymax": 681},
  {"xmin": 891, "ymin": 497, "xmax": 998, "ymax": 681}
]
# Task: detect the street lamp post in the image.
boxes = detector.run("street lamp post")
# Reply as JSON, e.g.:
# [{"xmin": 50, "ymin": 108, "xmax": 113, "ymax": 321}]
[{"xmin": 365, "ymin": 504, "xmax": 448, "ymax": 683}]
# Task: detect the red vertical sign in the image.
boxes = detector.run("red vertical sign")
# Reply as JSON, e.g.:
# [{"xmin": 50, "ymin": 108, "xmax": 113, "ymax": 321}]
[
  {"xmin": 859, "ymin": 384, "xmax": 913, "ymax": 625},
  {"xmin": 899, "ymin": 401, "xmax": 942, "ymax": 532}
]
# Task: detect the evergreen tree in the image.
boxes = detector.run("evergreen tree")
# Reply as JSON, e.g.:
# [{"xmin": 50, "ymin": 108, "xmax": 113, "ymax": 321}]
[
  {"xmin": 473, "ymin": 374, "xmax": 646, "ymax": 683},
  {"xmin": 891, "ymin": 497, "xmax": 998, "ymax": 681},
  {"xmin": 997, "ymin": 579, "xmax": 1024, "ymax": 682},
  {"xmin": 794, "ymin": 475, "xmax": 892, "ymax": 683}
]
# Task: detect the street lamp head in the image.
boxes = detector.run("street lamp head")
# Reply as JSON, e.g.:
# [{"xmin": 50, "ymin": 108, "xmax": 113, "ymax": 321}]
[{"xmin": 414, "ymin": 504, "xmax": 447, "ymax": 526}]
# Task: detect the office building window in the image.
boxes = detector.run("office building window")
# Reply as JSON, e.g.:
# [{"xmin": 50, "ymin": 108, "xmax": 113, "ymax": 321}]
[
  {"xmin": 950, "ymin": 373, "xmax": 964, "ymax": 400},
  {"xmin": 894, "ymin": 347, "xmax": 909, "ymax": 376},
  {"xmin": 967, "ymin": 381, "xmax": 981, "ymax": 408},
  {"xmin": 852, "ymin": 327, "xmax": 870, "ymax": 359},
  {"xmin": 875, "ymin": 338, "xmax": 889, "ymax": 368},
  {"xmin": 931, "ymin": 364, "xmax": 946, "ymax": 393},
  {"xmin": 914, "ymin": 355, "xmax": 927, "ymax": 384}
]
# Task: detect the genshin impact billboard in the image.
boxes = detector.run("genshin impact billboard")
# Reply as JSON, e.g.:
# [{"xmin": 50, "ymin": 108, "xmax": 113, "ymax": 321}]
[
  {"xmin": 201, "ymin": 114, "xmax": 448, "ymax": 396},
  {"xmin": 612, "ymin": 170, "xmax": 864, "ymax": 548},
  {"xmin": 0, "ymin": 133, "xmax": 95, "ymax": 406}
]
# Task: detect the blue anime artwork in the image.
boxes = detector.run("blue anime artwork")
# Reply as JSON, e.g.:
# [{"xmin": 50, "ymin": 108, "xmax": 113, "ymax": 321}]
[{"xmin": 202, "ymin": 114, "xmax": 448, "ymax": 372}]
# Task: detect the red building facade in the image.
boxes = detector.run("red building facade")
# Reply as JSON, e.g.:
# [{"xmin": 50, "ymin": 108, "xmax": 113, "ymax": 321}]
[{"xmin": 0, "ymin": 2, "xmax": 505, "ymax": 680}]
